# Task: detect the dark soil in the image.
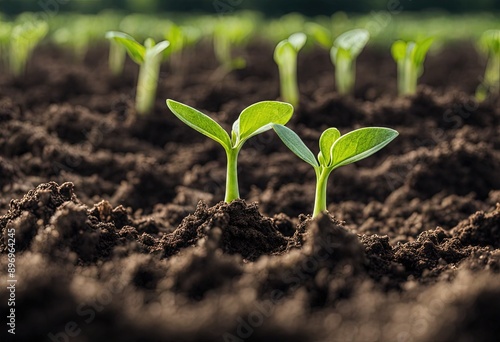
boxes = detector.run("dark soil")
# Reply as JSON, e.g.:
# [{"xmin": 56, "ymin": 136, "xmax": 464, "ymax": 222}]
[{"xmin": 1, "ymin": 40, "xmax": 499, "ymax": 342}]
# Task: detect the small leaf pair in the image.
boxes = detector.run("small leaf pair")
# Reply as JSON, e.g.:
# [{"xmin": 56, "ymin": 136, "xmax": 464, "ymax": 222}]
[
  {"xmin": 272, "ymin": 125, "xmax": 398, "ymax": 217},
  {"xmin": 391, "ymin": 37, "xmax": 434, "ymax": 96},
  {"xmin": 476, "ymin": 30, "xmax": 500, "ymax": 101},
  {"xmin": 167, "ymin": 100, "xmax": 294, "ymax": 203},
  {"xmin": 274, "ymin": 32, "xmax": 307, "ymax": 107},
  {"xmin": 106, "ymin": 31, "xmax": 170, "ymax": 115}
]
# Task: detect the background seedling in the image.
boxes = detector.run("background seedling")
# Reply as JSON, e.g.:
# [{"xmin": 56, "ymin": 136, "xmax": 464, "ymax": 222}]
[
  {"xmin": 167, "ymin": 100, "xmax": 294, "ymax": 203},
  {"xmin": 330, "ymin": 29, "xmax": 370, "ymax": 95},
  {"xmin": 213, "ymin": 16, "xmax": 254, "ymax": 72},
  {"xmin": 106, "ymin": 31, "xmax": 170, "ymax": 115},
  {"xmin": 273, "ymin": 125, "xmax": 398, "ymax": 217},
  {"xmin": 164, "ymin": 22, "xmax": 201, "ymax": 69},
  {"xmin": 9, "ymin": 17, "xmax": 48, "ymax": 76},
  {"xmin": 476, "ymin": 29, "xmax": 500, "ymax": 101},
  {"xmin": 0, "ymin": 20, "xmax": 11, "ymax": 69},
  {"xmin": 274, "ymin": 32, "xmax": 307, "ymax": 108},
  {"xmin": 391, "ymin": 37, "xmax": 434, "ymax": 96}
]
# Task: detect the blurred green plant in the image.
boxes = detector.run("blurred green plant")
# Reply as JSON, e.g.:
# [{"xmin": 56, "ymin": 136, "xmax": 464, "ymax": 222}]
[
  {"xmin": 274, "ymin": 32, "xmax": 307, "ymax": 107},
  {"xmin": 106, "ymin": 31, "xmax": 170, "ymax": 115},
  {"xmin": 391, "ymin": 37, "xmax": 434, "ymax": 96},
  {"xmin": 330, "ymin": 29, "xmax": 370, "ymax": 95},
  {"xmin": 9, "ymin": 16, "xmax": 48, "ymax": 76},
  {"xmin": 476, "ymin": 29, "xmax": 500, "ymax": 101},
  {"xmin": 213, "ymin": 15, "xmax": 254, "ymax": 71}
]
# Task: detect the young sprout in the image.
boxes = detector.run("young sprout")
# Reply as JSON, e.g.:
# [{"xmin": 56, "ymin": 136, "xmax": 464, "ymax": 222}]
[
  {"xmin": 330, "ymin": 29, "xmax": 370, "ymax": 95},
  {"xmin": 108, "ymin": 39, "xmax": 126, "ymax": 76},
  {"xmin": 391, "ymin": 38, "xmax": 434, "ymax": 96},
  {"xmin": 166, "ymin": 100, "xmax": 294, "ymax": 202},
  {"xmin": 274, "ymin": 33, "xmax": 307, "ymax": 108},
  {"xmin": 0, "ymin": 21, "xmax": 11, "ymax": 69},
  {"xmin": 164, "ymin": 23, "xmax": 201, "ymax": 68},
  {"xmin": 213, "ymin": 17, "xmax": 254, "ymax": 71},
  {"xmin": 272, "ymin": 125, "xmax": 398, "ymax": 217},
  {"xmin": 305, "ymin": 22, "xmax": 332, "ymax": 49},
  {"xmin": 476, "ymin": 29, "xmax": 500, "ymax": 101},
  {"xmin": 106, "ymin": 31, "xmax": 170, "ymax": 115},
  {"xmin": 9, "ymin": 19, "xmax": 48, "ymax": 76}
]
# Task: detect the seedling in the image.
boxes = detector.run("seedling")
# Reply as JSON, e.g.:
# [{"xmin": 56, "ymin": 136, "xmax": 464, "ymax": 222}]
[
  {"xmin": 166, "ymin": 100, "xmax": 294, "ymax": 202},
  {"xmin": 108, "ymin": 39, "xmax": 126, "ymax": 76},
  {"xmin": 391, "ymin": 38, "xmax": 434, "ymax": 96},
  {"xmin": 9, "ymin": 19, "xmax": 48, "ymax": 76},
  {"xmin": 0, "ymin": 20, "xmax": 11, "ymax": 68},
  {"xmin": 164, "ymin": 23, "xmax": 201, "ymax": 68},
  {"xmin": 272, "ymin": 125, "xmax": 398, "ymax": 217},
  {"xmin": 106, "ymin": 31, "xmax": 170, "ymax": 115},
  {"xmin": 330, "ymin": 29, "xmax": 370, "ymax": 95},
  {"xmin": 274, "ymin": 33, "xmax": 307, "ymax": 108},
  {"xmin": 476, "ymin": 29, "xmax": 500, "ymax": 101},
  {"xmin": 213, "ymin": 17, "xmax": 254, "ymax": 71}
]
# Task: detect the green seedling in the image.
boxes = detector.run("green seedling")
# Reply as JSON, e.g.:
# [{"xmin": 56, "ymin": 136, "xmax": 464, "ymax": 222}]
[
  {"xmin": 108, "ymin": 39, "xmax": 126, "ymax": 76},
  {"xmin": 213, "ymin": 17, "xmax": 254, "ymax": 71},
  {"xmin": 330, "ymin": 29, "xmax": 370, "ymax": 95},
  {"xmin": 9, "ymin": 19, "xmax": 48, "ymax": 76},
  {"xmin": 167, "ymin": 100, "xmax": 294, "ymax": 203},
  {"xmin": 106, "ymin": 31, "xmax": 170, "ymax": 115},
  {"xmin": 476, "ymin": 29, "xmax": 500, "ymax": 101},
  {"xmin": 0, "ymin": 20, "xmax": 11, "ymax": 68},
  {"xmin": 305, "ymin": 22, "xmax": 332, "ymax": 49},
  {"xmin": 274, "ymin": 33, "xmax": 307, "ymax": 108},
  {"xmin": 272, "ymin": 125, "xmax": 398, "ymax": 217},
  {"xmin": 391, "ymin": 38, "xmax": 434, "ymax": 96},
  {"xmin": 164, "ymin": 23, "xmax": 201, "ymax": 68}
]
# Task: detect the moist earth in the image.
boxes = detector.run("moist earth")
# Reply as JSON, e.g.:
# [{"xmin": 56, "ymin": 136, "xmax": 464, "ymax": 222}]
[{"xmin": 0, "ymin": 41, "xmax": 499, "ymax": 342}]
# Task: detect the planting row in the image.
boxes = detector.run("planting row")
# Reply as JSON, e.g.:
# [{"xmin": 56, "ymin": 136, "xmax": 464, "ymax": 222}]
[{"xmin": 0, "ymin": 13, "xmax": 499, "ymax": 107}]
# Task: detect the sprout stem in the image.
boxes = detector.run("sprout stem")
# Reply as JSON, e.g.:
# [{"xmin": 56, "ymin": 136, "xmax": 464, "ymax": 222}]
[
  {"xmin": 109, "ymin": 40, "xmax": 126, "ymax": 76},
  {"xmin": 136, "ymin": 53, "xmax": 162, "ymax": 115},
  {"xmin": 224, "ymin": 148, "xmax": 240, "ymax": 202},
  {"xmin": 313, "ymin": 168, "xmax": 331, "ymax": 217},
  {"xmin": 278, "ymin": 57, "xmax": 299, "ymax": 107}
]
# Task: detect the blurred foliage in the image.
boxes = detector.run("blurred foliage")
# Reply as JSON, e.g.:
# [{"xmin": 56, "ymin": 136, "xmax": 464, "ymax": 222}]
[{"xmin": 1, "ymin": 0, "xmax": 499, "ymax": 16}]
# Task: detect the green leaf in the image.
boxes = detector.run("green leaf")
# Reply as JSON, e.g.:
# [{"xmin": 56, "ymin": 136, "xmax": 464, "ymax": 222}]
[
  {"xmin": 237, "ymin": 101, "xmax": 294, "ymax": 142},
  {"xmin": 288, "ymin": 32, "xmax": 307, "ymax": 51},
  {"xmin": 413, "ymin": 37, "xmax": 434, "ymax": 65},
  {"xmin": 391, "ymin": 40, "xmax": 407, "ymax": 62},
  {"xmin": 106, "ymin": 31, "xmax": 145, "ymax": 64},
  {"xmin": 479, "ymin": 29, "xmax": 500, "ymax": 55},
  {"xmin": 166, "ymin": 99, "xmax": 231, "ymax": 149},
  {"xmin": 330, "ymin": 127, "xmax": 398, "ymax": 169},
  {"xmin": 333, "ymin": 29, "xmax": 370, "ymax": 58},
  {"xmin": 273, "ymin": 124, "xmax": 319, "ymax": 168},
  {"xmin": 274, "ymin": 32, "xmax": 307, "ymax": 63},
  {"xmin": 305, "ymin": 22, "xmax": 332, "ymax": 49},
  {"xmin": 318, "ymin": 128, "xmax": 341, "ymax": 166},
  {"xmin": 146, "ymin": 40, "xmax": 170, "ymax": 59}
]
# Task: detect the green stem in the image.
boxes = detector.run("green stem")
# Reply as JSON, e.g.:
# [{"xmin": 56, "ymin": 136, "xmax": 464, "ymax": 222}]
[
  {"xmin": 336, "ymin": 56, "xmax": 354, "ymax": 95},
  {"xmin": 224, "ymin": 148, "xmax": 240, "ymax": 202},
  {"xmin": 136, "ymin": 54, "xmax": 161, "ymax": 115},
  {"xmin": 279, "ymin": 57, "xmax": 299, "ymax": 107},
  {"xmin": 485, "ymin": 53, "xmax": 500, "ymax": 93},
  {"xmin": 313, "ymin": 168, "xmax": 332, "ymax": 217},
  {"xmin": 109, "ymin": 41, "xmax": 126, "ymax": 76}
]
